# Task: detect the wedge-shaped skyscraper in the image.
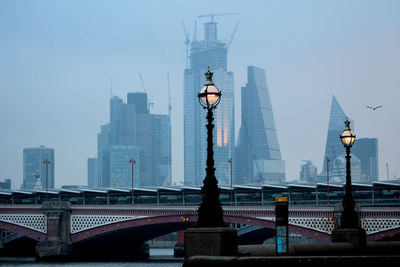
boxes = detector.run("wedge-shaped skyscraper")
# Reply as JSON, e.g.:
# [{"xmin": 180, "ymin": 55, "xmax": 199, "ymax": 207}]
[
  {"xmin": 322, "ymin": 95, "xmax": 350, "ymax": 176},
  {"xmin": 236, "ymin": 66, "xmax": 285, "ymax": 184}
]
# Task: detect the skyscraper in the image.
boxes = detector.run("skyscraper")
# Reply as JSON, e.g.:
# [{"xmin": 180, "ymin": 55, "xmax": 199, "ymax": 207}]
[
  {"xmin": 352, "ymin": 138, "xmax": 379, "ymax": 182},
  {"xmin": 184, "ymin": 20, "xmax": 235, "ymax": 186},
  {"xmin": 95, "ymin": 92, "xmax": 171, "ymax": 188},
  {"xmin": 23, "ymin": 145, "xmax": 54, "ymax": 190},
  {"xmin": 322, "ymin": 96, "xmax": 351, "ymax": 177},
  {"xmin": 236, "ymin": 66, "xmax": 285, "ymax": 184},
  {"xmin": 299, "ymin": 160, "xmax": 318, "ymax": 183},
  {"xmin": 87, "ymin": 158, "xmax": 98, "ymax": 188}
]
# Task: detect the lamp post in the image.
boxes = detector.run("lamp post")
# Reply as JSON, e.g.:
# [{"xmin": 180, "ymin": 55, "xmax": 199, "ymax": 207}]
[
  {"xmin": 43, "ymin": 159, "xmax": 51, "ymax": 201},
  {"xmin": 196, "ymin": 67, "xmax": 225, "ymax": 227},
  {"xmin": 339, "ymin": 119, "xmax": 359, "ymax": 228},
  {"xmin": 129, "ymin": 159, "xmax": 136, "ymax": 204},
  {"xmin": 327, "ymin": 157, "xmax": 330, "ymax": 205},
  {"xmin": 228, "ymin": 158, "xmax": 233, "ymax": 205}
]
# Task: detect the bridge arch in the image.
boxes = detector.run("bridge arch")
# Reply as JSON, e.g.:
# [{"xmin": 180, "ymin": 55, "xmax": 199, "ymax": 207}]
[
  {"xmin": 71, "ymin": 214, "xmax": 331, "ymax": 243},
  {"xmin": 0, "ymin": 221, "xmax": 45, "ymax": 242}
]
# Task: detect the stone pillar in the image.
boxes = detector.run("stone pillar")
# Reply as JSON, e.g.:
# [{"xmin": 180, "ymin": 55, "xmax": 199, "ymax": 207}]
[
  {"xmin": 184, "ymin": 227, "xmax": 237, "ymax": 261},
  {"xmin": 332, "ymin": 203, "xmax": 366, "ymax": 248},
  {"xmin": 35, "ymin": 201, "xmax": 74, "ymax": 261}
]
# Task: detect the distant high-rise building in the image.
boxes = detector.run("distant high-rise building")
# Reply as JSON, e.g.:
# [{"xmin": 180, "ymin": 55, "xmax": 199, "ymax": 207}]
[
  {"xmin": 236, "ymin": 66, "xmax": 285, "ymax": 184},
  {"xmin": 97, "ymin": 124, "xmax": 111, "ymax": 187},
  {"xmin": 331, "ymin": 153, "xmax": 362, "ymax": 183},
  {"xmin": 352, "ymin": 138, "xmax": 379, "ymax": 182},
  {"xmin": 87, "ymin": 158, "xmax": 98, "ymax": 188},
  {"xmin": 299, "ymin": 161, "xmax": 318, "ymax": 183},
  {"xmin": 184, "ymin": 20, "xmax": 235, "ymax": 186},
  {"xmin": 23, "ymin": 145, "xmax": 54, "ymax": 190},
  {"xmin": 0, "ymin": 179, "xmax": 11, "ymax": 190},
  {"xmin": 109, "ymin": 145, "xmax": 141, "ymax": 188},
  {"xmin": 96, "ymin": 92, "xmax": 171, "ymax": 188},
  {"xmin": 322, "ymin": 96, "xmax": 352, "ymax": 177}
]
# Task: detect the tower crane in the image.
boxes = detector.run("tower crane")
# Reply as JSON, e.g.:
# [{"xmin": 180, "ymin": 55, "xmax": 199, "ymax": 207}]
[
  {"xmin": 227, "ymin": 20, "xmax": 240, "ymax": 49},
  {"xmin": 182, "ymin": 21, "xmax": 190, "ymax": 69},
  {"xmin": 138, "ymin": 73, "xmax": 154, "ymax": 111},
  {"xmin": 197, "ymin": 12, "xmax": 239, "ymax": 22},
  {"xmin": 139, "ymin": 72, "xmax": 146, "ymax": 93}
]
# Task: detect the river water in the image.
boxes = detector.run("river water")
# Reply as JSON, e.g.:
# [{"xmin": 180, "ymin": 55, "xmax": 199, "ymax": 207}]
[{"xmin": 0, "ymin": 248, "xmax": 183, "ymax": 267}]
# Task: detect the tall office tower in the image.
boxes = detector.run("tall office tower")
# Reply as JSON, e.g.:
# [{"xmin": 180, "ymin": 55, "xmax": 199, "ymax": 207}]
[
  {"xmin": 96, "ymin": 92, "xmax": 171, "ymax": 188},
  {"xmin": 152, "ymin": 114, "xmax": 172, "ymax": 186},
  {"xmin": 87, "ymin": 158, "xmax": 98, "ymax": 188},
  {"xmin": 299, "ymin": 160, "xmax": 318, "ymax": 183},
  {"xmin": 110, "ymin": 96, "xmax": 123, "ymax": 145},
  {"xmin": 184, "ymin": 20, "xmax": 235, "ymax": 186},
  {"xmin": 97, "ymin": 124, "xmax": 111, "ymax": 187},
  {"xmin": 109, "ymin": 145, "xmax": 141, "ymax": 188},
  {"xmin": 322, "ymin": 96, "xmax": 351, "ymax": 177},
  {"xmin": 352, "ymin": 138, "xmax": 379, "ymax": 182},
  {"xmin": 23, "ymin": 145, "xmax": 54, "ymax": 190},
  {"xmin": 236, "ymin": 66, "xmax": 285, "ymax": 184}
]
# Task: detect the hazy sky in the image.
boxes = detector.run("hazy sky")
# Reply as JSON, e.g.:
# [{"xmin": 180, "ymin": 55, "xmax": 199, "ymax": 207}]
[{"xmin": 1, "ymin": 0, "xmax": 399, "ymax": 188}]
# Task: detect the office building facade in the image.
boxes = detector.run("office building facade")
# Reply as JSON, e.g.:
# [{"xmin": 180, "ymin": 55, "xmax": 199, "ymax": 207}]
[
  {"xmin": 94, "ymin": 92, "xmax": 171, "ymax": 188},
  {"xmin": 236, "ymin": 66, "xmax": 285, "ymax": 184},
  {"xmin": 23, "ymin": 145, "xmax": 54, "ymax": 190},
  {"xmin": 87, "ymin": 158, "xmax": 98, "ymax": 188},
  {"xmin": 184, "ymin": 21, "xmax": 235, "ymax": 186},
  {"xmin": 352, "ymin": 138, "xmax": 379, "ymax": 182}
]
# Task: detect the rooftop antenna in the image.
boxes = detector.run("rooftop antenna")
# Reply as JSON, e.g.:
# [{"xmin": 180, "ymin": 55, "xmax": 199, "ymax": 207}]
[
  {"xmin": 182, "ymin": 21, "xmax": 190, "ymax": 69},
  {"xmin": 167, "ymin": 72, "xmax": 172, "ymax": 118},
  {"xmin": 110, "ymin": 77, "xmax": 113, "ymax": 98}
]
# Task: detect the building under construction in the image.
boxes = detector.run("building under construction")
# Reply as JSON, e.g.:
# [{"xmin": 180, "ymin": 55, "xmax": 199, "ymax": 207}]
[{"xmin": 183, "ymin": 14, "xmax": 237, "ymax": 186}]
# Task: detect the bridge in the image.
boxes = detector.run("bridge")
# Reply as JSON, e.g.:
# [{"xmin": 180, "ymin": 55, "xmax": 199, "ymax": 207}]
[{"xmin": 0, "ymin": 201, "xmax": 399, "ymax": 260}]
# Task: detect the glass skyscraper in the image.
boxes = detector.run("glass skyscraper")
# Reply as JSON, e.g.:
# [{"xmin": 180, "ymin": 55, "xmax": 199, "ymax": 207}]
[
  {"xmin": 184, "ymin": 21, "xmax": 235, "ymax": 186},
  {"xmin": 23, "ymin": 145, "xmax": 54, "ymax": 190},
  {"xmin": 322, "ymin": 96, "xmax": 351, "ymax": 177},
  {"xmin": 352, "ymin": 138, "xmax": 379, "ymax": 182},
  {"xmin": 87, "ymin": 157, "xmax": 98, "ymax": 188},
  {"xmin": 236, "ymin": 66, "xmax": 285, "ymax": 184}
]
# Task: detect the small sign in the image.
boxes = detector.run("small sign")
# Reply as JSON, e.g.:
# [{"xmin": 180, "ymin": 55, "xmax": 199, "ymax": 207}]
[{"xmin": 275, "ymin": 197, "xmax": 289, "ymax": 255}]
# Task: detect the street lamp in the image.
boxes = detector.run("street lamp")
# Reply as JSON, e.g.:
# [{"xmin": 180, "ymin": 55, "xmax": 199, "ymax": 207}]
[
  {"xmin": 43, "ymin": 159, "xmax": 51, "ymax": 201},
  {"xmin": 339, "ymin": 119, "xmax": 359, "ymax": 228},
  {"xmin": 196, "ymin": 67, "xmax": 225, "ymax": 227},
  {"xmin": 129, "ymin": 159, "xmax": 136, "ymax": 205},
  {"xmin": 228, "ymin": 158, "xmax": 233, "ymax": 205}
]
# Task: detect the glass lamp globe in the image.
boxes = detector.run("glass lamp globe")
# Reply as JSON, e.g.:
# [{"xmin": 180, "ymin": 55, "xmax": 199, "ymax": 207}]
[
  {"xmin": 198, "ymin": 67, "xmax": 221, "ymax": 109},
  {"xmin": 340, "ymin": 119, "xmax": 356, "ymax": 147}
]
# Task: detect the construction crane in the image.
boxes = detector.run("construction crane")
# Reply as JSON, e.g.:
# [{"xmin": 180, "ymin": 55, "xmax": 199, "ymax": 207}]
[
  {"xmin": 227, "ymin": 20, "xmax": 240, "ymax": 49},
  {"xmin": 138, "ymin": 73, "xmax": 154, "ymax": 111},
  {"xmin": 182, "ymin": 21, "xmax": 190, "ymax": 69},
  {"xmin": 139, "ymin": 72, "xmax": 146, "ymax": 93},
  {"xmin": 197, "ymin": 12, "xmax": 239, "ymax": 22}
]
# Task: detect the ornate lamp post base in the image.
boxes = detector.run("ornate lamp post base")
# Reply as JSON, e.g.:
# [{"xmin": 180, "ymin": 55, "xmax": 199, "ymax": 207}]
[
  {"xmin": 332, "ymin": 228, "xmax": 366, "ymax": 248},
  {"xmin": 184, "ymin": 227, "xmax": 237, "ymax": 260}
]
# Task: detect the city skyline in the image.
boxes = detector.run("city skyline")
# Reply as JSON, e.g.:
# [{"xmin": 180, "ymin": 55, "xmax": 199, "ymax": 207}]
[{"xmin": 1, "ymin": 1, "xmax": 400, "ymax": 188}]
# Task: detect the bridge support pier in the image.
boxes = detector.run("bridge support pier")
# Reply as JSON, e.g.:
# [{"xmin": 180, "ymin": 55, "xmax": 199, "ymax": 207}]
[
  {"xmin": 35, "ymin": 201, "xmax": 75, "ymax": 261},
  {"xmin": 184, "ymin": 227, "xmax": 237, "ymax": 260}
]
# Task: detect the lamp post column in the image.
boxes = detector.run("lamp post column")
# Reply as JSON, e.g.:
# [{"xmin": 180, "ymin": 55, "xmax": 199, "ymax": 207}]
[
  {"xmin": 341, "ymin": 146, "xmax": 358, "ymax": 228},
  {"xmin": 197, "ymin": 108, "xmax": 224, "ymax": 227}
]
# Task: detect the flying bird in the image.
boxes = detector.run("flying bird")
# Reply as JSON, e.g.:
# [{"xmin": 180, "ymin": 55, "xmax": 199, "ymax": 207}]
[{"xmin": 366, "ymin": 105, "xmax": 383, "ymax": 110}]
